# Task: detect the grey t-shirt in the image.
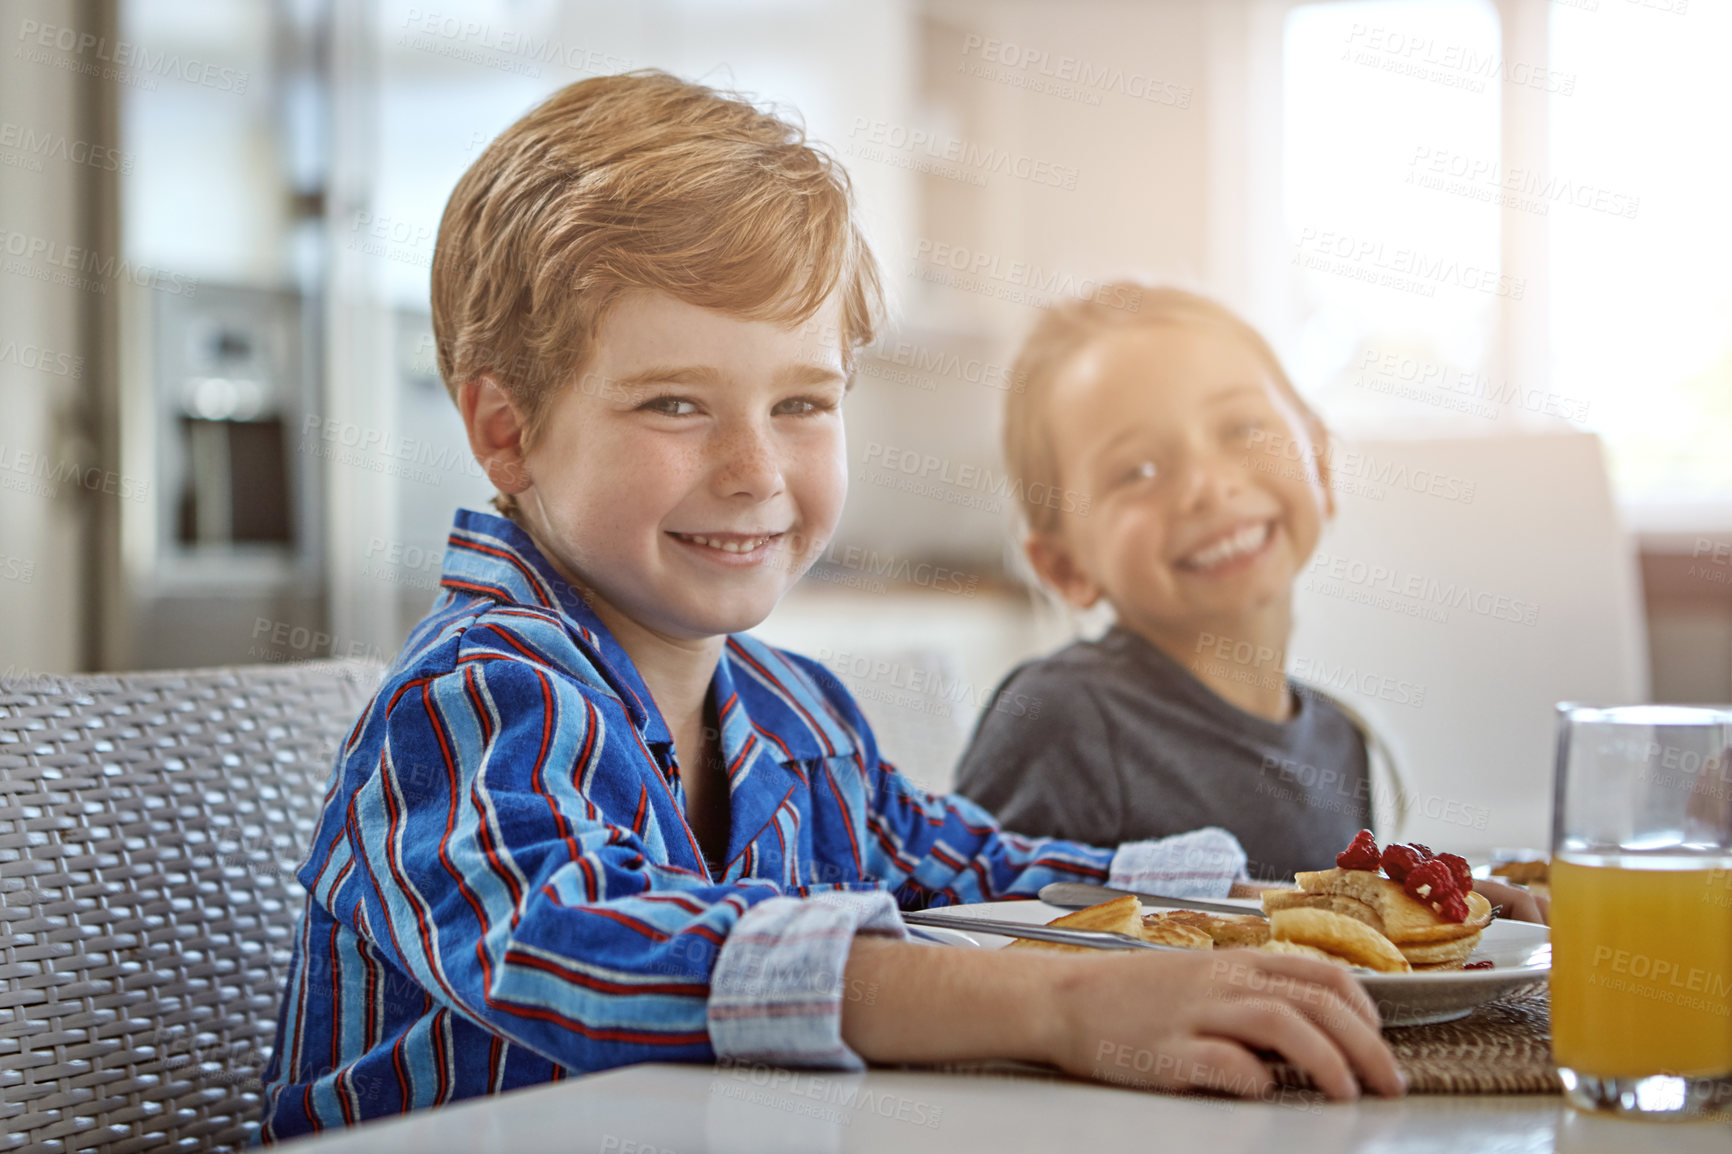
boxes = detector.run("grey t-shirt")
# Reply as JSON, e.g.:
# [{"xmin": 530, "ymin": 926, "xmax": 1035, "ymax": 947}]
[{"xmin": 954, "ymin": 625, "xmax": 1370, "ymax": 880}]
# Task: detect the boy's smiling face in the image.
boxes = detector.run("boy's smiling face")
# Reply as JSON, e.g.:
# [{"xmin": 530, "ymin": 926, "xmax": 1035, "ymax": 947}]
[
  {"xmin": 496, "ymin": 291, "xmax": 849, "ymax": 643},
  {"xmin": 1029, "ymin": 323, "xmax": 1331, "ymax": 642}
]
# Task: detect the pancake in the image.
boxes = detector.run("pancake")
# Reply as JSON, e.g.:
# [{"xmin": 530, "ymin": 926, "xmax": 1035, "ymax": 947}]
[
  {"xmin": 1153, "ymin": 909, "xmax": 1271, "ymax": 949},
  {"xmin": 1268, "ymin": 907, "xmax": 1411, "ymax": 973},
  {"xmin": 1260, "ymin": 890, "xmax": 1385, "ymax": 933},
  {"xmin": 1135, "ymin": 914, "xmax": 1215, "ymax": 951},
  {"xmin": 1006, "ymin": 894, "xmax": 1142, "ymax": 953},
  {"xmin": 1007, "ymin": 895, "xmax": 1209, "ymax": 953},
  {"xmin": 1258, "ymin": 940, "xmax": 1353, "ymax": 967},
  {"xmin": 1292, "ymin": 868, "xmax": 1492, "ymax": 944},
  {"xmin": 1398, "ymin": 932, "xmax": 1482, "ymax": 967}
]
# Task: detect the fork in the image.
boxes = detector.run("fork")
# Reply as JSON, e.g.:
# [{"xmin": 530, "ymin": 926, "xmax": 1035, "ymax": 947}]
[{"xmin": 902, "ymin": 910, "xmax": 1379, "ymax": 974}]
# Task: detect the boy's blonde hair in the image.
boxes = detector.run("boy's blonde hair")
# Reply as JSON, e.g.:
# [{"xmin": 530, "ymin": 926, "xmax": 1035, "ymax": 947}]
[
  {"xmin": 432, "ymin": 70, "xmax": 883, "ymax": 513},
  {"xmin": 1003, "ymin": 284, "xmax": 1323, "ymax": 535}
]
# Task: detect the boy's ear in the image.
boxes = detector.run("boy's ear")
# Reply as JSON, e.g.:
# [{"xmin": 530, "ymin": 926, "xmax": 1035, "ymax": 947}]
[
  {"xmin": 1024, "ymin": 530, "xmax": 1103, "ymax": 610},
  {"xmin": 459, "ymin": 374, "xmax": 534, "ymax": 495}
]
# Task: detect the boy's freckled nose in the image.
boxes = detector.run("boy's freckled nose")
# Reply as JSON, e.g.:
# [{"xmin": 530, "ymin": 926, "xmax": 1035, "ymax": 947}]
[{"xmin": 711, "ymin": 429, "xmax": 784, "ymax": 498}]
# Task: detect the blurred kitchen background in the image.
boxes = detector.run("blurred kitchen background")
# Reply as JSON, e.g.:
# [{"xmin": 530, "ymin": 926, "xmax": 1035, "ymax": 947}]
[{"xmin": 3, "ymin": 0, "xmax": 1729, "ymax": 853}]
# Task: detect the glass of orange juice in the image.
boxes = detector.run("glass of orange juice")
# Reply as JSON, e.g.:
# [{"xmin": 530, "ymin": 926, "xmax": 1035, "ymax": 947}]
[{"xmin": 1550, "ymin": 703, "xmax": 1732, "ymax": 1119}]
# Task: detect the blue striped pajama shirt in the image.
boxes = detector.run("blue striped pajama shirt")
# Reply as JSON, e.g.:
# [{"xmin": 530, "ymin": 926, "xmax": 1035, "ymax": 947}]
[{"xmin": 258, "ymin": 508, "xmax": 1247, "ymax": 1140}]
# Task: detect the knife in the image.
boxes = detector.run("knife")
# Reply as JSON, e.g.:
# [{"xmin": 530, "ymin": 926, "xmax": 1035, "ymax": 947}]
[
  {"xmin": 901, "ymin": 909, "xmax": 1191, "ymax": 952},
  {"xmin": 1038, "ymin": 881, "xmax": 1270, "ymax": 919}
]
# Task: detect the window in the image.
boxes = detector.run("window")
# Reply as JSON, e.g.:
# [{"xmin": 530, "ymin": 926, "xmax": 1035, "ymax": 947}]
[
  {"xmin": 1281, "ymin": 0, "xmax": 1732, "ymax": 518},
  {"xmin": 1548, "ymin": 1, "xmax": 1732, "ymax": 511},
  {"xmin": 1282, "ymin": 1, "xmax": 1505, "ymax": 433}
]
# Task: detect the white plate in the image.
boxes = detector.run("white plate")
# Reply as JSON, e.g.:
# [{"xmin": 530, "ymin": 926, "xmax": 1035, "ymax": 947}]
[
  {"xmin": 913, "ymin": 899, "xmax": 1549, "ymax": 1028},
  {"xmin": 905, "ymin": 924, "xmax": 982, "ymax": 948}
]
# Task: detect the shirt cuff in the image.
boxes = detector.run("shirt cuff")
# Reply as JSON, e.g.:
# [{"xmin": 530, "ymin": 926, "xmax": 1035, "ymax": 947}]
[
  {"xmin": 1108, "ymin": 827, "xmax": 1247, "ymax": 899},
  {"xmin": 707, "ymin": 890, "xmax": 907, "ymax": 1071}
]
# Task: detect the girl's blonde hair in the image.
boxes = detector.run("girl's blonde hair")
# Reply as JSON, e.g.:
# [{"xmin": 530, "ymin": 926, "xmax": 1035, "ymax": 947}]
[
  {"xmin": 1003, "ymin": 284, "xmax": 1322, "ymax": 535},
  {"xmin": 431, "ymin": 70, "xmax": 884, "ymax": 515}
]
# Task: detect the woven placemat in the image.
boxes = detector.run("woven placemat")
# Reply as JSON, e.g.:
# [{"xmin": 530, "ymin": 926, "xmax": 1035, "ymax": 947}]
[{"xmin": 1271, "ymin": 983, "xmax": 1560, "ymax": 1095}]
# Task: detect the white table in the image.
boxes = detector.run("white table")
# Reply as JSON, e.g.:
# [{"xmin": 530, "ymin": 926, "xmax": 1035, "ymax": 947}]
[{"xmin": 283, "ymin": 1062, "xmax": 1729, "ymax": 1153}]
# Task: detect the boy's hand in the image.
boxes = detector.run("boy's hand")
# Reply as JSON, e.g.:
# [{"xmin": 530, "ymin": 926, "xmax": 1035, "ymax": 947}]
[
  {"xmin": 1472, "ymin": 878, "xmax": 1549, "ymax": 925},
  {"xmin": 1041, "ymin": 948, "xmax": 1404, "ymax": 1101}
]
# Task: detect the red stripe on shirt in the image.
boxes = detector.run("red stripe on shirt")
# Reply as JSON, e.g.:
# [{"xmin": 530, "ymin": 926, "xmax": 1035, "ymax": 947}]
[
  {"xmin": 821, "ymin": 762, "xmax": 864, "ymax": 877},
  {"xmin": 727, "ymin": 639, "xmax": 836, "ymax": 757},
  {"xmin": 420, "ymin": 681, "xmax": 505, "ymax": 1007},
  {"xmin": 500, "ymin": 948, "xmax": 709, "ymax": 997},
  {"xmin": 446, "ymin": 537, "xmax": 557, "ymax": 607}
]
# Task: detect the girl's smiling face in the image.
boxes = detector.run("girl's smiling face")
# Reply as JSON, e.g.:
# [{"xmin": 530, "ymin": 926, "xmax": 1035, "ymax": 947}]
[
  {"xmin": 1028, "ymin": 322, "xmax": 1332, "ymax": 641},
  {"xmin": 504, "ymin": 290, "xmax": 850, "ymax": 642}
]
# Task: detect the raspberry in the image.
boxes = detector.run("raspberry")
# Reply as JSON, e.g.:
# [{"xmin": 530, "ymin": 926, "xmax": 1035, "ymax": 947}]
[
  {"xmin": 1436, "ymin": 891, "xmax": 1470, "ymax": 923},
  {"xmin": 1401, "ymin": 860, "xmax": 1470, "ymax": 923},
  {"xmin": 1336, "ymin": 828, "xmax": 1381, "ymax": 871},
  {"xmin": 1409, "ymin": 843, "xmax": 1435, "ymax": 860},
  {"xmin": 1402, "ymin": 859, "xmax": 1456, "ymax": 904},
  {"xmin": 1380, "ymin": 843, "xmax": 1424, "ymax": 882},
  {"xmin": 1463, "ymin": 959, "xmax": 1495, "ymax": 970},
  {"xmin": 1437, "ymin": 852, "xmax": 1473, "ymax": 894}
]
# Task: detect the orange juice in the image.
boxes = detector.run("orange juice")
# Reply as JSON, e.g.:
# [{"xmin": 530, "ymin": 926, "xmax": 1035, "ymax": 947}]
[{"xmin": 1550, "ymin": 855, "xmax": 1732, "ymax": 1078}]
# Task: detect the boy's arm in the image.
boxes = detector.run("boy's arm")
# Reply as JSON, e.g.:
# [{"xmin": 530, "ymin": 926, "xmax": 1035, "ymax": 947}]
[
  {"xmin": 863, "ymin": 755, "xmax": 1247, "ymax": 906},
  {"xmin": 836, "ymin": 937, "xmax": 1405, "ymax": 1102}
]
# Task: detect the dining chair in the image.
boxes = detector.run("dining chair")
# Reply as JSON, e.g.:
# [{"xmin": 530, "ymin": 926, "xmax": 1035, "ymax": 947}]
[
  {"xmin": 0, "ymin": 659, "xmax": 382, "ymax": 1154},
  {"xmin": 1288, "ymin": 430, "xmax": 1647, "ymax": 855}
]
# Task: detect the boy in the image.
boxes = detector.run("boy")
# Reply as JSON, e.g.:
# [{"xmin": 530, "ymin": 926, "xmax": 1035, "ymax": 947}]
[
  {"xmin": 954, "ymin": 289, "xmax": 1366, "ymax": 878},
  {"xmin": 953, "ymin": 289, "xmax": 1547, "ymax": 920},
  {"xmin": 259, "ymin": 74, "xmax": 1400, "ymax": 1140}
]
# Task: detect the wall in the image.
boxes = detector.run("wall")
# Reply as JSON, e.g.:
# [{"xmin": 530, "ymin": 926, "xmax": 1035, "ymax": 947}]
[{"xmin": 0, "ymin": 0, "xmax": 101, "ymax": 677}]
